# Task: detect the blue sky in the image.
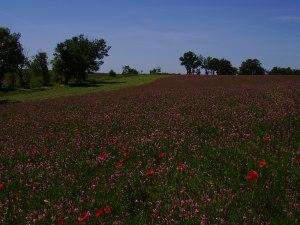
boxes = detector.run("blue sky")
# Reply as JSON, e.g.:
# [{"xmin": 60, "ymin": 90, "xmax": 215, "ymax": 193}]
[{"xmin": 1, "ymin": 0, "xmax": 300, "ymax": 73}]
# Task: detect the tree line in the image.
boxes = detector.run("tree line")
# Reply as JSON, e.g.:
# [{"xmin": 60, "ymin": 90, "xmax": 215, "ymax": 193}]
[
  {"xmin": 1, "ymin": 27, "xmax": 299, "ymax": 89},
  {"xmin": 180, "ymin": 51, "xmax": 300, "ymax": 76}
]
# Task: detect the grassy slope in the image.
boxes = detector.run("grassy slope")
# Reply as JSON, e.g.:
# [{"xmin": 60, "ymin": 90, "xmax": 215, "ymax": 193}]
[{"xmin": 0, "ymin": 75, "xmax": 162, "ymax": 103}]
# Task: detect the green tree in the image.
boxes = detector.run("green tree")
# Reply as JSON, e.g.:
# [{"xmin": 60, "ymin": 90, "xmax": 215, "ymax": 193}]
[
  {"xmin": 109, "ymin": 69, "xmax": 117, "ymax": 77},
  {"xmin": 207, "ymin": 58, "xmax": 220, "ymax": 75},
  {"xmin": 122, "ymin": 65, "xmax": 139, "ymax": 75},
  {"xmin": 269, "ymin": 67, "xmax": 299, "ymax": 75},
  {"xmin": 202, "ymin": 56, "xmax": 212, "ymax": 75},
  {"xmin": 150, "ymin": 67, "xmax": 161, "ymax": 75},
  {"xmin": 30, "ymin": 52, "xmax": 50, "ymax": 86},
  {"xmin": 239, "ymin": 59, "xmax": 265, "ymax": 75},
  {"xmin": 52, "ymin": 34, "xmax": 110, "ymax": 85},
  {"xmin": 218, "ymin": 59, "xmax": 237, "ymax": 75},
  {"xmin": 179, "ymin": 51, "xmax": 202, "ymax": 75},
  {"xmin": 0, "ymin": 27, "xmax": 25, "ymax": 88}
]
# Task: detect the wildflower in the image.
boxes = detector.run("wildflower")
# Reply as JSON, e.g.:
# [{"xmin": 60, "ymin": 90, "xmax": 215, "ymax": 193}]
[
  {"xmin": 263, "ymin": 133, "xmax": 272, "ymax": 142},
  {"xmin": 159, "ymin": 152, "xmax": 166, "ymax": 159},
  {"xmin": 77, "ymin": 211, "xmax": 91, "ymax": 225},
  {"xmin": 246, "ymin": 170, "xmax": 259, "ymax": 182},
  {"xmin": 0, "ymin": 183, "xmax": 5, "ymax": 191},
  {"xmin": 259, "ymin": 160, "xmax": 267, "ymax": 168},
  {"xmin": 146, "ymin": 168, "xmax": 155, "ymax": 177},
  {"xmin": 97, "ymin": 152, "xmax": 108, "ymax": 162},
  {"xmin": 109, "ymin": 137, "xmax": 118, "ymax": 145},
  {"xmin": 96, "ymin": 205, "xmax": 112, "ymax": 218},
  {"xmin": 177, "ymin": 163, "xmax": 187, "ymax": 173},
  {"xmin": 95, "ymin": 208, "xmax": 105, "ymax": 218},
  {"xmin": 103, "ymin": 205, "xmax": 112, "ymax": 214}
]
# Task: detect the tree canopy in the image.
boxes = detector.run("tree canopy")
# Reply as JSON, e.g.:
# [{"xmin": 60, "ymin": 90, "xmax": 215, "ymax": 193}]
[
  {"xmin": 53, "ymin": 35, "xmax": 110, "ymax": 84},
  {"xmin": 269, "ymin": 67, "xmax": 300, "ymax": 75},
  {"xmin": 179, "ymin": 51, "xmax": 202, "ymax": 75},
  {"xmin": 0, "ymin": 27, "xmax": 25, "ymax": 88},
  {"xmin": 30, "ymin": 52, "xmax": 50, "ymax": 86},
  {"xmin": 239, "ymin": 59, "xmax": 265, "ymax": 75}
]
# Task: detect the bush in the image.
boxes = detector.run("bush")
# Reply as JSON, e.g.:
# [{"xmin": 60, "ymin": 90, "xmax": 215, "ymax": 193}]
[{"xmin": 109, "ymin": 70, "xmax": 117, "ymax": 77}]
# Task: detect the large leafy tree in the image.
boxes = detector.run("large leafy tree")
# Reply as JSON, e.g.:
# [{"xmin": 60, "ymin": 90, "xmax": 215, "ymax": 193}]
[
  {"xmin": 239, "ymin": 59, "xmax": 265, "ymax": 75},
  {"xmin": 179, "ymin": 51, "xmax": 202, "ymax": 75},
  {"xmin": 53, "ymin": 35, "xmax": 110, "ymax": 84},
  {"xmin": 30, "ymin": 52, "xmax": 50, "ymax": 86},
  {"xmin": 218, "ymin": 59, "xmax": 237, "ymax": 75},
  {"xmin": 0, "ymin": 27, "xmax": 25, "ymax": 88}
]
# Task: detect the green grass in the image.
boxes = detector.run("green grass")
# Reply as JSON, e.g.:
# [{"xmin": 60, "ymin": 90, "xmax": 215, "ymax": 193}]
[{"xmin": 0, "ymin": 75, "xmax": 162, "ymax": 103}]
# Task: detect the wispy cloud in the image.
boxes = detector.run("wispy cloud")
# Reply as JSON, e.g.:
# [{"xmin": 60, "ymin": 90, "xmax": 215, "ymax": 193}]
[{"xmin": 273, "ymin": 16, "xmax": 300, "ymax": 22}]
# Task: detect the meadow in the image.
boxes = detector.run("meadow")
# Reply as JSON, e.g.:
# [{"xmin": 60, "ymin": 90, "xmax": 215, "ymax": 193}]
[{"xmin": 0, "ymin": 75, "xmax": 299, "ymax": 225}]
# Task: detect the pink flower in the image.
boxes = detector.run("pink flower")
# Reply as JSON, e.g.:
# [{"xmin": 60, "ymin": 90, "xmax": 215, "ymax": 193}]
[
  {"xmin": 97, "ymin": 152, "xmax": 108, "ymax": 162},
  {"xmin": 177, "ymin": 163, "xmax": 187, "ymax": 173},
  {"xmin": 259, "ymin": 160, "xmax": 267, "ymax": 168}
]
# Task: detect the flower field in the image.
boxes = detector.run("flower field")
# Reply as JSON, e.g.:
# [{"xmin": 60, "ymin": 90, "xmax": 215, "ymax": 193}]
[{"xmin": 0, "ymin": 75, "xmax": 299, "ymax": 224}]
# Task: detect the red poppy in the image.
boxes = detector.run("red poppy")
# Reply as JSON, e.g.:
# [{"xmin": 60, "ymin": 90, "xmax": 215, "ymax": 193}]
[
  {"xmin": 146, "ymin": 168, "xmax": 155, "ymax": 177},
  {"xmin": 77, "ymin": 211, "xmax": 91, "ymax": 224},
  {"xmin": 97, "ymin": 152, "xmax": 108, "ymax": 162},
  {"xmin": 0, "ymin": 183, "xmax": 5, "ymax": 191},
  {"xmin": 95, "ymin": 205, "xmax": 112, "ymax": 218},
  {"xmin": 246, "ymin": 170, "xmax": 259, "ymax": 182},
  {"xmin": 159, "ymin": 152, "xmax": 166, "ymax": 159},
  {"xmin": 263, "ymin": 133, "xmax": 272, "ymax": 142},
  {"xmin": 95, "ymin": 208, "xmax": 105, "ymax": 218},
  {"xmin": 259, "ymin": 160, "xmax": 267, "ymax": 168},
  {"xmin": 103, "ymin": 205, "xmax": 112, "ymax": 214},
  {"xmin": 177, "ymin": 163, "xmax": 187, "ymax": 173}
]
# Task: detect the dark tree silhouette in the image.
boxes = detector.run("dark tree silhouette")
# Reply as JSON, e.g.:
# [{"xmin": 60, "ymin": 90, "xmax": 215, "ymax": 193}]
[
  {"xmin": 179, "ymin": 51, "xmax": 202, "ymax": 75},
  {"xmin": 0, "ymin": 27, "xmax": 25, "ymax": 88},
  {"xmin": 239, "ymin": 59, "xmax": 265, "ymax": 75}
]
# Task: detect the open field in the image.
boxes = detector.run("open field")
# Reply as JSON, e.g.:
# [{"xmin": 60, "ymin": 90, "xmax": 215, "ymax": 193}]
[
  {"xmin": 0, "ymin": 75, "xmax": 299, "ymax": 224},
  {"xmin": 0, "ymin": 75, "xmax": 162, "ymax": 103}
]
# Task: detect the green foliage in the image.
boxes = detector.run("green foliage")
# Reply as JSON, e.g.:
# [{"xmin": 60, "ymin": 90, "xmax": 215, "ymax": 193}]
[
  {"xmin": 29, "ymin": 52, "xmax": 50, "ymax": 86},
  {"xmin": 269, "ymin": 67, "xmax": 300, "ymax": 75},
  {"xmin": 179, "ymin": 51, "xmax": 202, "ymax": 75},
  {"xmin": 0, "ymin": 27, "xmax": 25, "ymax": 88},
  {"xmin": 122, "ymin": 65, "xmax": 139, "ymax": 75},
  {"xmin": 149, "ymin": 67, "xmax": 161, "ymax": 75},
  {"xmin": 239, "ymin": 59, "xmax": 265, "ymax": 75},
  {"xmin": 0, "ymin": 75, "xmax": 162, "ymax": 102},
  {"xmin": 109, "ymin": 69, "xmax": 117, "ymax": 77},
  {"xmin": 52, "ymin": 34, "xmax": 111, "ymax": 84}
]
